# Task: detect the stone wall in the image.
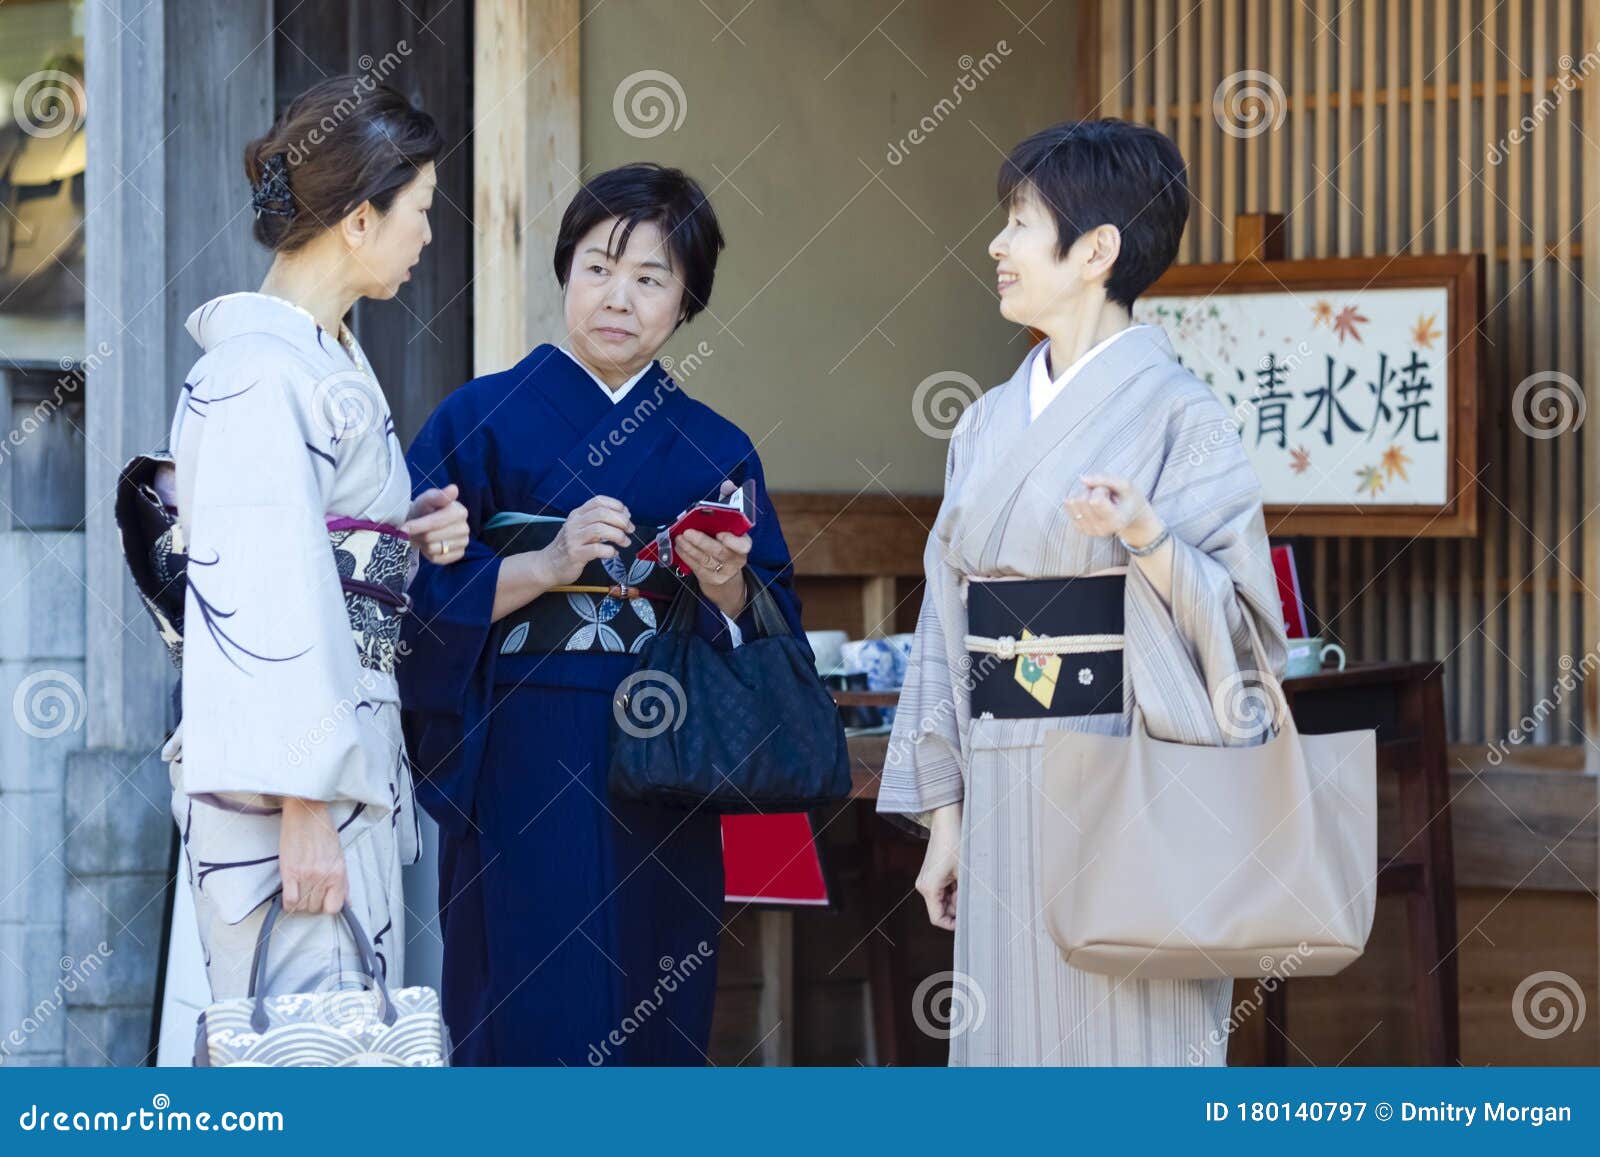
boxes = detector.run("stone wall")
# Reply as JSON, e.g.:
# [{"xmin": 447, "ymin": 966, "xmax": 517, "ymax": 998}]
[{"xmin": 0, "ymin": 365, "xmax": 90, "ymax": 1065}]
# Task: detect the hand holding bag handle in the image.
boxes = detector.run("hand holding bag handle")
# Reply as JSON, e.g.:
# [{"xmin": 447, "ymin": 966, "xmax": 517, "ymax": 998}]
[
  {"xmin": 245, "ymin": 897, "xmax": 396, "ymax": 1032},
  {"xmin": 1130, "ymin": 601, "xmax": 1290, "ymax": 744}
]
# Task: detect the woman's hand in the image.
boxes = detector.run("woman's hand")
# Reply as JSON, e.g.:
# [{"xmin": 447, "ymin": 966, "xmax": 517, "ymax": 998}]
[
  {"xmin": 539, "ymin": 494, "xmax": 635, "ymax": 587},
  {"xmin": 279, "ymin": 797, "xmax": 347, "ymax": 915},
  {"xmin": 916, "ymin": 802, "xmax": 962, "ymax": 930},
  {"xmin": 1064, "ymin": 472, "xmax": 1164, "ymax": 549},
  {"xmin": 404, "ymin": 484, "xmax": 470, "ymax": 564},
  {"xmin": 675, "ymin": 480, "xmax": 752, "ymax": 619}
]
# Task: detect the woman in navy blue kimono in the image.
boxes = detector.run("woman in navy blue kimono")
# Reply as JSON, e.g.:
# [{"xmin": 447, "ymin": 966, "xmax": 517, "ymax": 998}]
[{"xmin": 400, "ymin": 163, "xmax": 806, "ymax": 1065}]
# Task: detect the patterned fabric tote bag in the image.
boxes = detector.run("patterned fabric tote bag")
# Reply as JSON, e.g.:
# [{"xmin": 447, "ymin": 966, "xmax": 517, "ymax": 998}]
[{"xmin": 194, "ymin": 899, "xmax": 449, "ymax": 1067}]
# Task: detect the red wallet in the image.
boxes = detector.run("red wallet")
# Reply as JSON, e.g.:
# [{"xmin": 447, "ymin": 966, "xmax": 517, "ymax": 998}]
[{"xmin": 638, "ymin": 479, "xmax": 757, "ymax": 576}]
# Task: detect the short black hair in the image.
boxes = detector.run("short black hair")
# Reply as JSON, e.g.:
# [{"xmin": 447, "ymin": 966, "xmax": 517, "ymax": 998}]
[
  {"xmin": 997, "ymin": 119, "xmax": 1189, "ymax": 308},
  {"xmin": 553, "ymin": 163, "xmax": 726, "ymax": 325}
]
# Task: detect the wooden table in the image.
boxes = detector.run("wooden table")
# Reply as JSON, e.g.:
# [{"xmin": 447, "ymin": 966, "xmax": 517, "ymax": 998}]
[{"xmin": 840, "ymin": 659, "xmax": 1461, "ymax": 1065}]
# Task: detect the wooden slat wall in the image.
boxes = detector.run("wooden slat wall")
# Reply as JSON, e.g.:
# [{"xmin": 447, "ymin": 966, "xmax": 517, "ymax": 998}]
[
  {"xmin": 1101, "ymin": 0, "xmax": 1595, "ymax": 748},
  {"xmin": 272, "ymin": 0, "xmax": 476, "ymax": 445}
]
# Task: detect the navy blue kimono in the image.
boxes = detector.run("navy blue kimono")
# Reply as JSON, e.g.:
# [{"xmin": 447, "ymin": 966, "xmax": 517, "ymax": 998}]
[{"xmin": 400, "ymin": 345, "xmax": 805, "ymax": 1066}]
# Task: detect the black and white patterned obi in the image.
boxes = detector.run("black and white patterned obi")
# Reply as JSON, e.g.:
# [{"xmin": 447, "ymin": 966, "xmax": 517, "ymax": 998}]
[{"xmin": 116, "ymin": 454, "xmax": 413, "ymax": 677}]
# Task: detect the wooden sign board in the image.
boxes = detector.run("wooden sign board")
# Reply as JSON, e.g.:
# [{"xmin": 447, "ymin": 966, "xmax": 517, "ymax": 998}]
[{"xmin": 1134, "ymin": 253, "xmax": 1482, "ymax": 537}]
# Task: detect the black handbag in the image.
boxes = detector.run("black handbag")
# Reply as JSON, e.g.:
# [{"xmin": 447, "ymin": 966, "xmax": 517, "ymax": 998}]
[{"xmin": 608, "ymin": 581, "xmax": 852, "ymax": 813}]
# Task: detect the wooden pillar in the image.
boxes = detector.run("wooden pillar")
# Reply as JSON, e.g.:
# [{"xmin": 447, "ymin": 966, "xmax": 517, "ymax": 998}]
[
  {"xmin": 84, "ymin": 0, "xmax": 273, "ymax": 751},
  {"xmin": 1584, "ymin": 0, "xmax": 1600, "ymax": 773},
  {"xmin": 1234, "ymin": 212, "xmax": 1288, "ymax": 263},
  {"xmin": 83, "ymin": 0, "xmax": 168, "ymax": 750},
  {"xmin": 473, "ymin": 0, "xmax": 582, "ymax": 374}
]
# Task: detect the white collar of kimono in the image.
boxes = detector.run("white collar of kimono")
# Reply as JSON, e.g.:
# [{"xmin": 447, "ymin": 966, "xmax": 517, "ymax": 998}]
[
  {"xmin": 185, "ymin": 291, "xmax": 371, "ymax": 377},
  {"xmin": 557, "ymin": 345, "xmax": 654, "ymax": 405},
  {"xmin": 1028, "ymin": 323, "xmax": 1155, "ymax": 422}
]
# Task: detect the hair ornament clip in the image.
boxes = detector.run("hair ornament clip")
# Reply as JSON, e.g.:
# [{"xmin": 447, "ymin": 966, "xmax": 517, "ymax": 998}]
[{"xmin": 251, "ymin": 152, "xmax": 295, "ymax": 220}]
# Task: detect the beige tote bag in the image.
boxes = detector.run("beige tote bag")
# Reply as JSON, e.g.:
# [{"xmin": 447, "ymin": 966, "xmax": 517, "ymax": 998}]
[{"xmin": 1039, "ymin": 618, "xmax": 1377, "ymax": 981}]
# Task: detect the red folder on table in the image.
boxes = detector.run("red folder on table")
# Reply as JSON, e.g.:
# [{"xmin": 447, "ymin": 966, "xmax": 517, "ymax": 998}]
[{"xmin": 722, "ymin": 813, "xmax": 832, "ymax": 907}]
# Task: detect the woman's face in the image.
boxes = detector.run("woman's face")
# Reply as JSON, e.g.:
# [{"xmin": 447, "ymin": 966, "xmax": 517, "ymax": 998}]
[
  {"xmin": 988, "ymin": 184, "xmax": 1104, "ymax": 331},
  {"xmin": 562, "ymin": 216, "xmax": 686, "ymax": 384},
  {"xmin": 352, "ymin": 161, "xmax": 436, "ymax": 300}
]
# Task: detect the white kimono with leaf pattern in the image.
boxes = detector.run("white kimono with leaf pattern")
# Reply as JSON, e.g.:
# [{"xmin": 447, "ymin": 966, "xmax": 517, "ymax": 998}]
[{"xmin": 165, "ymin": 292, "xmax": 420, "ymax": 999}]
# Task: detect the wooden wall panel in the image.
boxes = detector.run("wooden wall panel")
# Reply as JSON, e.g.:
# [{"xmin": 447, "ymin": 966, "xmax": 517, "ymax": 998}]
[
  {"xmin": 1105, "ymin": 0, "xmax": 1597, "ymax": 750},
  {"xmin": 272, "ymin": 0, "xmax": 475, "ymax": 445}
]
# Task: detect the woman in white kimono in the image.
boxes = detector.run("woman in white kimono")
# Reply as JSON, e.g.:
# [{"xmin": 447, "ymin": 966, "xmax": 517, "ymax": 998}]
[
  {"xmin": 878, "ymin": 120, "xmax": 1289, "ymax": 1065},
  {"xmin": 148, "ymin": 79, "xmax": 469, "ymax": 999}
]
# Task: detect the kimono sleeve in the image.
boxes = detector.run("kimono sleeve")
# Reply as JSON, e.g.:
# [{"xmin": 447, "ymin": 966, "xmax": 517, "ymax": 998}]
[
  {"xmin": 1123, "ymin": 391, "xmax": 1289, "ymax": 748},
  {"xmin": 877, "ymin": 434, "xmax": 966, "ymax": 820},
  {"xmin": 396, "ymin": 393, "xmax": 504, "ymax": 835},
  {"xmin": 178, "ymin": 359, "xmax": 391, "ymax": 809},
  {"xmin": 399, "ymin": 396, "xmax": 504, "ymax": 712}
]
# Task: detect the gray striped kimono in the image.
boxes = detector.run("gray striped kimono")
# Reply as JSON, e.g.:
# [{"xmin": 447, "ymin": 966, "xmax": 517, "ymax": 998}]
[{"xmin": 879, "ymin": 324, "xmax": 1289, "ymax": 1066}]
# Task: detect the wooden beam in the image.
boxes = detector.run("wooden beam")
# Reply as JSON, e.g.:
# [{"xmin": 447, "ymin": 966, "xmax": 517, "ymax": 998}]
[
  {"xmin": 1585, "ymin": 0, "xmax": 1600, "ymax": 774},
  {"xmin": 755, "ymin": 909, "xmax": 794, "ymax": 1066},
  {"xmin": 473, "ymin": 0, "xmax": 581, "ymax": 374},
  {"xmin": 771, "ymin": 492, "xmax": 938, "ymax": 578}
]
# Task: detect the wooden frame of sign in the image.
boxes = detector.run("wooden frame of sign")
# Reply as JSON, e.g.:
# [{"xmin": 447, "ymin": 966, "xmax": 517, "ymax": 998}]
[{"xmin": 1139, "ymin": 246, "xmax": 1483, "ymax": 538}]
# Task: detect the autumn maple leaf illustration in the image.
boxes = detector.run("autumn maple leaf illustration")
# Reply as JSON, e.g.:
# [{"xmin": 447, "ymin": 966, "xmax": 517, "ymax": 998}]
[
  {"xmin": 1355, "ymin": 464, "xmax": 1385, "ymax": 496},
  {"xmin": 1311, "ymin": 300, "xmax": 1334, "ymax": 327},
  {"xmin": 1288, "ymin": 445, "xmax": 1311, "ymax": 474},
  {"xmin": 1332, "ymin": 305, "xmax": 1370, "ymax": 343},
  {"xmin": 1380, "ymin": 444, "xmax": 1412, "ymax": 482},
  {"xmin": 1410, "ymin": 313, "xmax": 1441, "ymax": 349}
]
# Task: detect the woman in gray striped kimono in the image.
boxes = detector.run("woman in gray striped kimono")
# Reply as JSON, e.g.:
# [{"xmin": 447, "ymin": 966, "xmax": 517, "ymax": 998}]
[{"xmin": 878, "ymin": 119, "xmax": 1288, "ymax": 1066}]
